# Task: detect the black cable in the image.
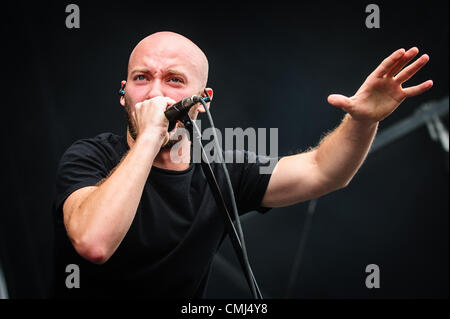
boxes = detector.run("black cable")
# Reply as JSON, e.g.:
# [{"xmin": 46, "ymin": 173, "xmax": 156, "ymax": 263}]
[
  {"xmin": 284, "ymin": 198, "xmax": 318, "ymax": 298},
  {"xmin": 198, "ymin": 101, "xmax": 257, "ymax": 298},
  {"xmin": 191, "ymin": 119, "xmax": 261, "ymax": 299},
  {"xmin": 193, "ymin": 99, "xmax": 261, "ymax": 299},
  {"xmin": 190, "ymin": 118, "xmax": 262, "ymax": 299}
]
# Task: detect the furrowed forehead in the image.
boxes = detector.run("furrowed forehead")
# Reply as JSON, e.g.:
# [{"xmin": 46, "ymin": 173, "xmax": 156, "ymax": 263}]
[{"xmin": 127, "ymin": 32, "xmax": 209, "ymax": 88}]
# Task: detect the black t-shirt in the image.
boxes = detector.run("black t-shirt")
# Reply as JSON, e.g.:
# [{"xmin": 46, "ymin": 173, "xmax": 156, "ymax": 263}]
[{"xmin": 54, "ymin": 132, "xmax": 277, "ymax": 299}]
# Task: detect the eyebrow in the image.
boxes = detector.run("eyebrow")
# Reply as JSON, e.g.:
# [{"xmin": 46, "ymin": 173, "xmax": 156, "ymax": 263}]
[
  {"xmin": 130, "ymin": 68, "xmax": 188, "ymax": 80},
  {"xmin": 166, "ymin": 69, "xmax": 188, "ymax": 79},
  {"xmin": 130, "ymin": 68, "xmax": 150, "ymax": 75}
]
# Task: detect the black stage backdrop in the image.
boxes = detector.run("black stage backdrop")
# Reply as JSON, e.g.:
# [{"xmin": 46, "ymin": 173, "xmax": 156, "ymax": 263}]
[{"xmin": 1, "ymin": 0, "xmax": 448, "ymax": 299}]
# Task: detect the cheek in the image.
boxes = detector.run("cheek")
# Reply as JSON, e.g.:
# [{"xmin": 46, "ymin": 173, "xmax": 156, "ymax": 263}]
[
  {"xmin": 128, "ymin": 83, "xmax": 196, "ymax": 104},
  {"xmin": 132, "ymin": 90, "xmax": 148, "ymax": 103},
  {"xmin": 127, "ymin": 85, "xmax": 148, "ymax": 101},
  {"xmin": 125, "ymin": 89, "xmax": 147, "ymax": 110},
  {"xmin": 123, "ymin": 95, "xmax": 136, "ymax": 113},
  {"xmin": 166, "ymin": 88, "xmax": 191, "ymax": 102}
]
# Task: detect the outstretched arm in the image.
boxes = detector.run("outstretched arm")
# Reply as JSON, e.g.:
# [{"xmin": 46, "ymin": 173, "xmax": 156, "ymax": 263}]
[{"xmin": 262, "ymin": 47, "xmax": 433, "ymax": 207}]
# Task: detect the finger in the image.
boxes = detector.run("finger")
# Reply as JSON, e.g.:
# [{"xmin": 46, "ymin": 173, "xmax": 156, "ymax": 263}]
[
  {"xmin": 327, "ymin": 94, "xmax": 352, "ymax": 113},
  {"xmin": 161, "ymin": 132, "xmax": 170, "ymax": 147},
  {"xmin": 386, "ymin": 47, "xmax": 419, "ymax": 77},
  {"xmin": 162, "ymin": 112, "xmax": 169, "ymax": 123},
  {"xmin": 403, "ymin": 80, "xmax": 433, "ymax": 97},
  {"xmin": 145, "ymin": 96, "xmax": 168, "ymax": 104},
  {"xmin": 192, "ymin": 103, "xmax": 207, "ymax": 113},
  {"xmin": 395, "ymin": 54, "xmax": 430, "ymax": 83},
  {"xmin": 165, "ymin": 98, "xmax": 177, "ymax": 105},
  {"xmin": 373, "ymin": 48, "xmax": 406, "ymax": 78},
  {"xmin": 197, "ymin": 104, "xmax": 207, "ymax": 113}
]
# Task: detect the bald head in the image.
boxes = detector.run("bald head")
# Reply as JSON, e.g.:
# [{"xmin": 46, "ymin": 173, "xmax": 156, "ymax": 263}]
[{"xmin": 127, "ymin": 31, "xmax": 209, "ymax": 91}]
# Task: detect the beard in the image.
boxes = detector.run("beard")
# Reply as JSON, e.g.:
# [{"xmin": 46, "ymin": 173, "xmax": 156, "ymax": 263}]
[
  {"xmin": 124, "ymin": 96, "xmax": 188, "ymax": 150},
  {"xmin": 161, "ymin": 122, "xmax": 186, "ymax": 150},
  {"xmin": 124, "ymin": 95, "xmax": 139, "ymax": 140}
]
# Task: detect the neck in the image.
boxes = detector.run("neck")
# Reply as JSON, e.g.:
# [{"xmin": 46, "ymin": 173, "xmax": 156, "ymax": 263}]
[{"xmin": 126, "ymin": 129, "xmax": 191, "ymax": 171}]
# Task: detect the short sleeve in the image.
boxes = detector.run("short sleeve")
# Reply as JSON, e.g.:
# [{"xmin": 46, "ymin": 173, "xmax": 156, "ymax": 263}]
[
  {"xmin": 54, "ymin": 139, "xmax": 111, "ymax": 215},
  {"xmin": 224, "ymin": 150, "xmax": 279, "ymax": 215}
]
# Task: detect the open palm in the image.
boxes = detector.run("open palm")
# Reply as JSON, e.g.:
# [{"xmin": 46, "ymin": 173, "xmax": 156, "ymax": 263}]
[{"xmin": 328, "ymin": 47, "xmax": 433, "ymax": 123}]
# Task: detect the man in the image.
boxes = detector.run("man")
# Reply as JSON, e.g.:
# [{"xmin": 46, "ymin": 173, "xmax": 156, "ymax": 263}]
[{"xmin": 54, "ymin": 31, "xmax": 432, "ymax": 298}]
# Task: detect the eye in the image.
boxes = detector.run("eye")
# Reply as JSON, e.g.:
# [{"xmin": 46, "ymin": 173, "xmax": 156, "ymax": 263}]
[
  {"xmin": 169, "ymin": 77, "xmax": 183, "ymax": 84},
  {"xmin": 136, "ymin": 74, "xmax": 147, "ymax": 81}
]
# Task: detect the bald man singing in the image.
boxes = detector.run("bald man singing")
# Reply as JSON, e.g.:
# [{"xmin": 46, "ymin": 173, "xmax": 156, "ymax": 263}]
[{"xmin": 54, "ymin": 31, "xmax": 432, "ymax": 298}]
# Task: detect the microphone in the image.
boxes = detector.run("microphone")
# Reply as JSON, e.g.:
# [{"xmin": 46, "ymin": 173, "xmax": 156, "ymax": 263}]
[{"xmin": 165, "ymin": 95, "xmax": 204, "ymax": 131}]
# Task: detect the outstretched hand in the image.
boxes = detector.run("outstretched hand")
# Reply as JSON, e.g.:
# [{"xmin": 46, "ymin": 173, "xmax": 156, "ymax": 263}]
[{"xmin": 328, "ymin": 47, "xmax": 433, "ymax": 124}]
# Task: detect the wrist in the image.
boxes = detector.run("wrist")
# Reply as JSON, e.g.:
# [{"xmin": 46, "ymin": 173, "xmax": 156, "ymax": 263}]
[
  {"xmin": 136, "ymin": 131, "xmax": 165, "ymax": 149},
  {"xmin": 345, "ymin": 113, "xmax": 379, "ymax": 131}
]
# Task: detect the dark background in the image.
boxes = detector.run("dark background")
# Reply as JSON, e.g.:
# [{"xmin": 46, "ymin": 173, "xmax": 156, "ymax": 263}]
[{"xmin": 1, "ymin": 0, "xmax": 448, "ymax": 299}]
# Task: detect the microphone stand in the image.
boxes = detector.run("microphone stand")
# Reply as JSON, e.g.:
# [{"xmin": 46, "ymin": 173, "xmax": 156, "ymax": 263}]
[{"xmin": 176, "ymin": 110, "xmax": 263, "ymax": 299}]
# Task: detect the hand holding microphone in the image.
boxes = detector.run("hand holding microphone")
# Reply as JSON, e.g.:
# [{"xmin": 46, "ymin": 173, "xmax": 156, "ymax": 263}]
[
  {"xmin": 164, "ymin": 95, "xmax": 205, "ymax": 131},
  {"xmin": 132, "ymin": 94, "xmax": 208, "ymax": 147},
  {"xmin": 133, "ymin": 96, "xmax": 176, "ymax": 146}
]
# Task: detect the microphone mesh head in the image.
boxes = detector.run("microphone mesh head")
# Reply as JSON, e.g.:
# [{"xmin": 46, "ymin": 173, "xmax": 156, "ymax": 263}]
[{"xmin": 192, "ymin": 95, "xmax": 203, "ymax": 103}]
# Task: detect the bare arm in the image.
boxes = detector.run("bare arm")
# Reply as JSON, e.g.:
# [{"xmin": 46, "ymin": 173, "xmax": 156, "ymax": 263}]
[
  {"xmin": 262, "ymin": 115, "xmax": 377, "ymax": 207},
  {"xmin": 63, "ymin": 96, "xmax": 174, "ymax": 264},
  {"xmin": 262, "ymin": 47, "xmax": 433, "ymax": 207}
]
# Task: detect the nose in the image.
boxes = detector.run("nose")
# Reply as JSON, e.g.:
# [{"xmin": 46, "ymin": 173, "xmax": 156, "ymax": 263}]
[{"xmin": 145, "ymin": 79, "xmax": 165, "ymax": 100}]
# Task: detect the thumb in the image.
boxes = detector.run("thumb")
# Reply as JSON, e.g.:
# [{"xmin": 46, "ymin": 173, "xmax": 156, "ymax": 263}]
[
  {"xmin": 327, "ymin": 94, "xmax": 353, "ymax": 113},
  {"xmin": 161, "ymin": 131, "xmax": 170, "ymax": 147}
]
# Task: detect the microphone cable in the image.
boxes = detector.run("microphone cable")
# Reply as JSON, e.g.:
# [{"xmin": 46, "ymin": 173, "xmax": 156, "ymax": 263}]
[{"xmin": 190, "ymin": 98, "xmax": 262, "ymax": 299}]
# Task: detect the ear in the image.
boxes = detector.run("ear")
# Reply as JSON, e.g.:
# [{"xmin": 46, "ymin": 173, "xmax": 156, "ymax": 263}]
[
  {"xmin": 198, "ymin": 88, "xmax": 213, "ymax": 113},
  {"xmin": 119, "ymin": 80, "xmax": 126, "ymax": 107}
]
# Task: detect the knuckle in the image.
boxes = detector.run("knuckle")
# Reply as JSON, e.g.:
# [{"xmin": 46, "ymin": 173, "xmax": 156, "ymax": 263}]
[{"xmin": 154, "ymin": 96, "xmax": 165, "ymax": 103}]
